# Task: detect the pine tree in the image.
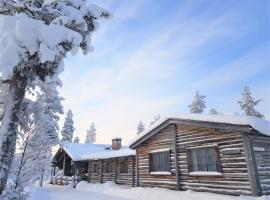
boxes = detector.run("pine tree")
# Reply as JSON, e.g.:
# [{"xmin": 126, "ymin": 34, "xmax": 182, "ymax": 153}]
[
  {"xmin": 238, "ymin": 86, "xmax": 264, "ymax": 118},
  {"xmin": 61, "ymin": 110, "xmax": 74, "ymax": 143},
  {"xmin": 74, "ymin": 136, "xmax": 80, "ymax": 143},
  {"xmin": 85, "ymin": 123, "xmax": 96, "ymax": 144},
  {"xmin": 209, "ymin": 108, "xmax": 218, "ymax": 115},
  {"xmin": 137, "ymin": 121, "xmax": 145, "ymax": 135},
  {"xmin": 188, "ymin": 91, "xmax": 206, "ymax": 113},
  {"xmin": 0, "ymin": 0, "xmax": 109, "ymax": 193}
]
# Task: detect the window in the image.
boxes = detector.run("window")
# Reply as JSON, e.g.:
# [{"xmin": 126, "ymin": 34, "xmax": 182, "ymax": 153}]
[
  {"xmin": 188, "ymin": 147, "xmax": 221, "ymax": 173},
  {"xmin": 149, "ymin": 151, "xmax": 171, "ymax": 172},
  {"xmin": 93, "ymin": 163, "xmax": 98, "ymax": 173},
  {"xmin": 105, "ymin": 162, "xmax": 111, "ymax": 173},
  {"xmin": 119, "ymin": 160, "xmax": 128, "ymax": 174}
]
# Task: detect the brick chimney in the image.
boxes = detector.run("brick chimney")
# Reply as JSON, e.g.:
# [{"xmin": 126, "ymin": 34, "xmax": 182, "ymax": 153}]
[{"xmin": 112, "ymin": 137, "xmax": 122, "ymax": 150}]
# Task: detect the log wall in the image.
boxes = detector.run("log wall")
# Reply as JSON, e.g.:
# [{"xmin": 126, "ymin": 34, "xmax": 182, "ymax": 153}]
[
  {"xmin": 137, "ymin": 126, "xmax": 177, "ymax": 189},
  {"xmin": 176, "ymin": 125, "xmax": 252, "ymax": 195},
  {"xmin": 88, "ymin": 156, "xmax": 135, "ymax": 187},
  {"xmin": 253, "ymin": 135, "xmax": 270, "ymax": 195},
  {"xmin": 136, "ymin": 124, "xmax": 254, "ymax": 195}
]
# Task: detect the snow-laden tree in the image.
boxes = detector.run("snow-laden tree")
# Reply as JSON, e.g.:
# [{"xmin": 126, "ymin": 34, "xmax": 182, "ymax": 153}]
[
  {"xmin": 137, "ymin": 121, "xmax": 145, "ymax": 135},
  {"xmin": 149, "ymin": 114, "xmax": 161, "ymax": 127},
  {"xmin": 3, "ymin": 79, "xmax": 63, "ymax": 199},
  {"xmin": 238, "ymin": 86, "xmax": 264, "ymax": 118},
  {"xmin": 85, "ymin": 122, "xmax": 96, "ymax": 144},
  {"xmin": 188, "ymin": 91, "xmax": 206, "ymax": 113},
  {"xmin": 73, "ymin": 136, "xmax": 80, "ymax": 143},
  {"xmin": 209, "ymin": 108, "xmax": 218, "ymax": 115},
  {"xmin": 0, "ymin": 0, "xmax": 109, "ymax": 194},
  {"xmin": 61, "ymin": 110, "xmax": 74, "ymax": 143}
]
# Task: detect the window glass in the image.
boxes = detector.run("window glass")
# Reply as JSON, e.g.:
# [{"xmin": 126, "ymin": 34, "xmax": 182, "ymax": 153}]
[
  {"xmin": 120, "ymin": 161, "xmax": 128, "ymax": 173},
  {"xmin": 188, "ymin": 147, "xmax": 220, "ymax": 172},
  {"xmin": 93, "ymin": 163, "xmax": 98, "ymax": 173},
  {"xmin": 150, "ymin": 151, "xmax": 170, "ymax": 172}
]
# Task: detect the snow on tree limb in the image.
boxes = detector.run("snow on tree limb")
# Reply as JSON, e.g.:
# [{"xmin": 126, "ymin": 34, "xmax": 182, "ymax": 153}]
[{"xmin": 0, "ymin": 0, "xmax": 110, "ymax": 195}]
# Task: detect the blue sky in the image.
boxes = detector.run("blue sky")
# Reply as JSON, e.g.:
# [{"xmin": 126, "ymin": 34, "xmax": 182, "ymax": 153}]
[{"xmin": 60, "ymin": 0, "xmax": 270, "ymax": 144}]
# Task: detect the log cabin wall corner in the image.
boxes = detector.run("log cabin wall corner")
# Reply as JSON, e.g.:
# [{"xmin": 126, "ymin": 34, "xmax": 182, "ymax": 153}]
[{"xmin": 131, "ymin": 115, "xmax": 270, "ymax": 196}]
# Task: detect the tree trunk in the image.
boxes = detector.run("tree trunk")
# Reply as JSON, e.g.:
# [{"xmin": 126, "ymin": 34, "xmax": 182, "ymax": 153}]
[
  {"xmin": 0, "ymin": 71, "xmax": 27, "ymax": 195},
  {"xmin": 39, "ymin": 168, "xmax": 45, "ymax": 187}
]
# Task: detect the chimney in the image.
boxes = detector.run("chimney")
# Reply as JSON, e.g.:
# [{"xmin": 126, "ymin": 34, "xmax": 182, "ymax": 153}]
[{"xmin": 112, "ymin": 137, "xmax": 122, "ymax": 150}]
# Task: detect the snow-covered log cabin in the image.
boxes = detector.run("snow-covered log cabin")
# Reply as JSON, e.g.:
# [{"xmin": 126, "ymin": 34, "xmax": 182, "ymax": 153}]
[
  {"xmin": 51, "ymin": 138, "xmax": 136, "ymax": 186},
  {"xmin": 129, "ymin": 114, "xmax": 270, "ymax": 196}
]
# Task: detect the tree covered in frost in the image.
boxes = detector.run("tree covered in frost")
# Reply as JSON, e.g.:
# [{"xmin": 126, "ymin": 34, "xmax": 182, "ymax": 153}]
[
  {"xmin": 149, "ymin": 114, "xmax": 161, "ymax": 127},
  {"xmin": 61, "ymin": 110, "xmax": 74, "ymax": 143},
  {"xmin": 85, "ymin": 122, "xmax": 96, "ymax": 144},
  {"xmin": 209, "ymin": 108, "xmax": 218, "ymax": 115},
  {"xmin": 3, "ymin": 79, "xmax": 63, "ymax": 199},
  {"xmin": 73, "ymin": 136, "xmax": 80, "ymax": 143},
  {"xmin": 137, "ymin": 121, "xmax": 145, "ymax": 135},
  {"xmin": 0, "ymin": 0, "xmax": 110, "ymax": 194},
  {"xmin": 238, "ymin": 86, "xmax": 264, "ymax": 118},
  {"xmin": 188, "ymin": 91, "xmax": 206, "ymax": 113}
]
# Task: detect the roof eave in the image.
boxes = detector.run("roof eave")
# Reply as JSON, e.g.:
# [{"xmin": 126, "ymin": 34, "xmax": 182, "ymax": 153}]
[{"xmin": 129, "ymin": 118, "xmax": 254, "ymax": 149}]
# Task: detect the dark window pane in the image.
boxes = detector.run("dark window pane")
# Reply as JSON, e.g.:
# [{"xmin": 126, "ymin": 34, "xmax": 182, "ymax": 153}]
[
  {"xmin": 150, "ymin": 151, "xmax": 170, "ymax": 172},
  {"xmin": 189, "ymin": 147, "xmax": 219, "ymax": 172}
]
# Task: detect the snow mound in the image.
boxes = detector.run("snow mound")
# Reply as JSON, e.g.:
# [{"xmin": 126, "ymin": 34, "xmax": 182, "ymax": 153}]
[{"xmin": 75, "ymin": 181, "xmax": 270, "ymax": 200}]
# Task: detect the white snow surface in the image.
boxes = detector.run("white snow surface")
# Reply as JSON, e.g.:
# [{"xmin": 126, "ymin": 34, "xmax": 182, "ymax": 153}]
[
  {"xmin": 29, "ymin": 181, "xmax": 270, "ymax": 200},
  {"xmin": 129, "ymin": 113, "xmax": 270, "ymax": 147},
  {"xmin": 0, "ymin": 14, "xmax": 82, "ymax": 79},
  {"xmin": 62, "ymin": 143, "xmax": 135, "ymax": 161}
]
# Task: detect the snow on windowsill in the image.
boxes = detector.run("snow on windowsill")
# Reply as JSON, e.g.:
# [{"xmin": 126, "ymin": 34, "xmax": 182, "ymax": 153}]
[
  {"xmin": 149, "ymin": 148, "xmax": 171, "ymax": 153},
  {"xmin": 150, "ymin": 172, "xmax": 172, "ymax": 175},
  {"xmin": 188, "ymin": 172, "xmax": 223, "ymax": 176}
]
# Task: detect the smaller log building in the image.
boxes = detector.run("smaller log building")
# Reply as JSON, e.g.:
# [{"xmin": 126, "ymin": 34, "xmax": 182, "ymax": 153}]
[
  {"xmin": 51, "ymin": 138, "xmax": 136, "ymax": 186},
  {"xmin": 129, "ymin": 114, "xmax": 270, "ymax": 196}
]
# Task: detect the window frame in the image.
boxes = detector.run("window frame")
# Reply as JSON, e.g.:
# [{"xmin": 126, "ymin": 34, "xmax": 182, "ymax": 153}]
[
  {"xmin": 186, "ymin": 145, "xmax": 222, "ymax": 176},
  {"xmin": 119, "ymin": 159, "xmax": 128, "ymax": 174},
  {"xmin": 93, "ymin": 163, "xmax": 98, "ymax": 173},
  {"xmin": 104, "ymin": 161, "xmax": 111, "ymax": 173},
  {"xmin": 149, "ymin": 149, "xmax": 171, "ymax": 175}
]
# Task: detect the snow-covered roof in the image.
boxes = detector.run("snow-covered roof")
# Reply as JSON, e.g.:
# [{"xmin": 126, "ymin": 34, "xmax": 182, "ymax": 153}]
[
  {"xmin": 61, "ymin": 143, "xmax": 135, "ymax": 161},
  {"xmin": 129, "ymin": 113, "xmax": 270, "ymax": 148}
]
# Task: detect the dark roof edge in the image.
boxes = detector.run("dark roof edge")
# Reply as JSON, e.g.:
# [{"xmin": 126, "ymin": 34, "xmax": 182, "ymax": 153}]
[{"xmin": 129, "ymin": 118, "xmax": 253, "ymax": 149}]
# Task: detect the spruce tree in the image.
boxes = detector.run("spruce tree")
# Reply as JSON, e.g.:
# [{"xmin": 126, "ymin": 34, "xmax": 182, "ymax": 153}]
[
  {"xmin": 61, "ymin": 110, "xmax": 74, "ymax": 143},
  {"xmin": 188, "ymin": 91, "xmax": 206, "ymax": 113},
  {"xmin": 238, "ymin": 86, "xmax": 264, "ymax": 118},
  {"xmin": 85, "ymin": 123, "xmax": 96, "ymax": 144},
  {"xmin": 137, "ymin": 121, "xmax": 145, "ymax": 135},
  {"xmin": 73, "ymin": 136, "xmax": 80, "ymax": 143},
  {"xmin": 209, "ymin": 108, "xmax": 218, "ymax": 115}
]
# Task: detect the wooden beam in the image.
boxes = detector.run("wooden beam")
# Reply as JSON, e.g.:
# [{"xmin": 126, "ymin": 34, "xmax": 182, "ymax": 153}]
[
  {"xmin": 114, "ymin": 159, "xmax": 117, "ymax": 184},
  {"xmin": 63, "ymin": 152, "xmax": 66, "ymax": 176},
  {"xmin": 136, "ymin": 150, "xmax": 139, "ymax": 187},
  {"xmin": 241, "ymin": 134, "xmax": 262, "ymax": 196},
  {"xmin": 88, "ymin": 161, "xmax": 91, "ymax": 183},
  {"xmin": 100, "ymin": 160, "xmax": 103, "ymax": 183},
  {"xmin": 172, "ymin": 124, "xmax": 181, "ymax": 190},
  {"xmin": 132, "ymin": 155, "xmax": 135, "ymax": 187}
]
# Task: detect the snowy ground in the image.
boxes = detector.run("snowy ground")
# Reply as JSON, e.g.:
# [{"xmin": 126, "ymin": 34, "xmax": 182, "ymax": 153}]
[{"xmin": 29, "ymin": 181, "xmax": 270, "ymax": 200}]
